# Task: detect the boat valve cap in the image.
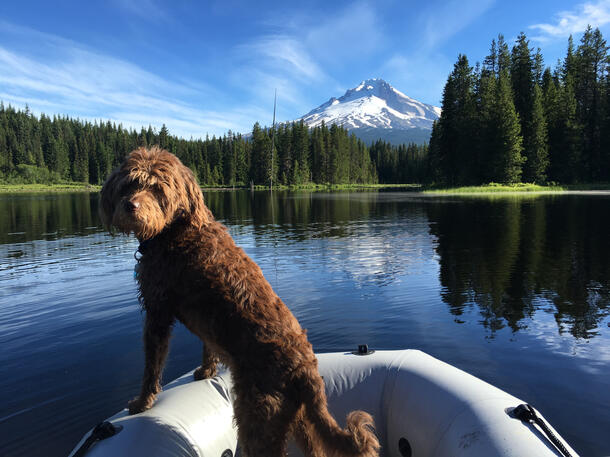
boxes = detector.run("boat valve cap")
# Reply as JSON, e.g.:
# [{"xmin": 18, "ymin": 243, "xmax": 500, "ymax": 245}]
[{"xmin": 352, "ymin": 344, "xmax": 375, "ymax": 356}]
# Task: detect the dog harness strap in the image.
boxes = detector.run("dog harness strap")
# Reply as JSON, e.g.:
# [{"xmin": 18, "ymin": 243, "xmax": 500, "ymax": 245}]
[{"xmin": 136, "ymin": 238, "xmax": 152, "ymax": 259}]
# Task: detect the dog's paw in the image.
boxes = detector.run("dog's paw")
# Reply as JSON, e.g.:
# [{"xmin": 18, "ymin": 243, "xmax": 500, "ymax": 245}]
[
  {"xmin": 194, "ymin": 365, "xmax": 217, "ymax": 381},
  {"xmin": 127, "ymin": 395, "xmax": 154, "ymax": 415}
]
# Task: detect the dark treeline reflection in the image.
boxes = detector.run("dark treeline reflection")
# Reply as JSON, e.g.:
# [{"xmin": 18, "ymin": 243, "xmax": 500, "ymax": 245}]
[
  {"xmin": 204, "ymin": 190, "xmax": 385, "ymax": 241},
  {"xmin": 0, "ymin": 192, "xmax": 101, "ymax": 245},
  {"xmin": 426, "ymin": 196, "xmax": 610, "ymax": 339},
  {"xmin": 3, "ymin": 191, "xmax": 609, "ymax": 339}
]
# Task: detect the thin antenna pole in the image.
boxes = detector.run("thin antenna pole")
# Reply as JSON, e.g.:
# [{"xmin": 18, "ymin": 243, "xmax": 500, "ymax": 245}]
[{"xmin": 270, "ymin": 89, "xmax": 277, "ymax": 190}]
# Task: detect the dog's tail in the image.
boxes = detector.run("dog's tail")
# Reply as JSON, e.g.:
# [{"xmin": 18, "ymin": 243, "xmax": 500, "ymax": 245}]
[{"xmin": 296, "ymin": 371, "xmax": 380, "ymax": 457}]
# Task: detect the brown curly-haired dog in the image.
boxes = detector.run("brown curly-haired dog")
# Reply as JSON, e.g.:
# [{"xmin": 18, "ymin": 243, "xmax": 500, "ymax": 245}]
[{"xmin": 99, "ymin": 146, "xmax": 379, "ymax": 457}]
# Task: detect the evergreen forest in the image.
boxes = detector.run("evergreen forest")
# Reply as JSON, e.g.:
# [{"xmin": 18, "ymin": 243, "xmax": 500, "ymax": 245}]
[
  {"xmin": 1, "ymin": 27, "xmax": 609, "ymax": 188},
  {"xmin": 0, "ymin": 104, "xmax": 429, "ymax": 187},
  {"xmin": 429, "ymin": 26, "xmax": 610, "ymax": 185}
]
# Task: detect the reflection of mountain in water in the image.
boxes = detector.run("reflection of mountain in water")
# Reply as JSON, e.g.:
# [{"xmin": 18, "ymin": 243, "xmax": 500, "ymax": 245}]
[
  {"xmin": 425, "ymin": 197, "xmax": 610, "ymax": 339},
  {"xmin": 206, "ymin": 190, "xmax": 433, "ymax": 288}
]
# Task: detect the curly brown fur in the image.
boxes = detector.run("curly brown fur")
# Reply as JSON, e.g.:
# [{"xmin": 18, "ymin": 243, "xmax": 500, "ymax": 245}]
[{"xmin": 100, "ymin": 146, "xmax": 380, "ymax": 457}]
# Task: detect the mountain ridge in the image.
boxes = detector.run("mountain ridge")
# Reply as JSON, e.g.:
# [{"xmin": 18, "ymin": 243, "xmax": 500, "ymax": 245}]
[{"xmin": 297, "ymin": 78, "xmax": 440, "ymax": 145}]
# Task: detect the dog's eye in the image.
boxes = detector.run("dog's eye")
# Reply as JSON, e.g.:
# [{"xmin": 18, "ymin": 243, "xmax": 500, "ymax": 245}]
[
  {"xmin": 150, "ymin": 185, "xmax": 167, "ymax": 209},
  {"xmin": 119, "ymin": 180, "xmax": 139, "ymax": 197}
]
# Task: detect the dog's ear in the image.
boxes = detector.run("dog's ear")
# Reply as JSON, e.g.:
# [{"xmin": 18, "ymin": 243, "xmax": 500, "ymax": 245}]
[
  {"xmin": 181, "ymin": 165, "xmax": 213, "ymax": 227},
  {"xmin": 99, "ymin": 167, "xmax": 123, "ymax": 230}
]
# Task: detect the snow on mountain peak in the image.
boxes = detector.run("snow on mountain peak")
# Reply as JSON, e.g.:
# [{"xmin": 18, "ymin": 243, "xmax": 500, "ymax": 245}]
[{"xmin": 300, "ymin": 78, "xmax": 441, "ymax": 135}]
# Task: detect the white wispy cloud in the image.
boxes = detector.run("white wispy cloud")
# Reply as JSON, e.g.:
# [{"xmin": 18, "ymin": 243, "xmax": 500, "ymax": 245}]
[
  {"xmin": 0, "ymin": 21, "xmax": 267, "ymax": 137},
  {"xmin": 231, "ymin": 34, "xmax": 331, "ymax": 118},
  {"xmin": 231, "ymin": 2, "xmax": 387, "ymax": 122},
  {"xmin": 530, "ymin": 0, "xmax": 610, "ymax": 42},
  {"xmin": 240, "ymin": 36, "xmax": 326, "ymax": 82}
]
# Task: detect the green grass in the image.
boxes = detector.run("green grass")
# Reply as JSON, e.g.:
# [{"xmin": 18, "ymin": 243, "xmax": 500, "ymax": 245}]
[
  {"xmin": 247, "ymin": 183, "xmax": 422, "ymax": 191},
  {"xmin": 0, "ymin": 182, "xmax": 101, "ymax": 193},
  {"xmin": 3, "ymin": 180, "xmax": 608, "ymax": 194},
  {"xmin": 423, "ymin": 183, "xmax": 567, "ymax": 194},
  {"xmin": 0, "ymin": 181, "xmax": 420, "ymax": 194}
]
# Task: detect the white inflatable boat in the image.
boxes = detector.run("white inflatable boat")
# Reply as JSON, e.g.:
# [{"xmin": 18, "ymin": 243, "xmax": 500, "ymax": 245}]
[{"xmin": 69, "ymin": 349, "xmax": 577, "ymax": 457}]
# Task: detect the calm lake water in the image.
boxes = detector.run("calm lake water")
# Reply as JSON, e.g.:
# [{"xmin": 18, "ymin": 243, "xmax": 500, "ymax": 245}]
[{"xmin": 1, "ymin": 190, "xmax": 609, "ymax": 456}]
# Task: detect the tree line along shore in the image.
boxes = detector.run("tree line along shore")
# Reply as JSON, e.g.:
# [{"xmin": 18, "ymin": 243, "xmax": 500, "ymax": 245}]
[
  {"xmin": 1, "ymin": 27, "xmax": 609, "ymax": 193},
  {"xmin": 429, "ymin": 27, "xmax": 610, "ymax": 187}
]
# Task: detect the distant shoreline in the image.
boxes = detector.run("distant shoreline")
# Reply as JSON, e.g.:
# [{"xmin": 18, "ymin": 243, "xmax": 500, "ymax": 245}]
[
  {"xmin": 422, "ymin": 183, "xmax": 610, "ymax": 194},
  {"xmin": 0, "ymin": 183, "xmax": 101, "ymax": 193},
  {"xmin": 1, "ymin": 182, "xmax": 610, "ymax": 194},
  {"xmin": 0, "ymin": 183, "xmax": 421, "ymax": 194}
]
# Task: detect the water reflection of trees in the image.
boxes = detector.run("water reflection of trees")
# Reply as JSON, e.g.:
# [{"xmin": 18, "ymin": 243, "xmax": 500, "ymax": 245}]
[
  {"xmin": 204, "ymin": 190, "xmax": 431, "ymax": 288},
  {"xmin": 426, "ymin": 197, "xmax": 610, "ymax": 338},
  {"xmin": 0, "ymin": 193, "xmax": 101, "ymax": 244},
  {"xmin": 4, "ymin": 191, "xmax": 608, "ymax": 339},
  {"xmin": 204, "ymin": 190, "xmax": 382, "ymax": 241}
]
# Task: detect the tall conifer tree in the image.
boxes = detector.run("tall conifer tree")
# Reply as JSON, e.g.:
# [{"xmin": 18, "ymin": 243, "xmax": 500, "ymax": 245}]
[
  {"xmin": 574, "ymin": 26, "xmax": 609, "ymax": 180},
  {"xmin": 437, "ymin": 54, "xmax": 477, "ymax": 185},
  {"xmin": 491, "ymin": 71, "xmax": 525, "ymax": 183},
  {"xmin": 523, "ymin": 84, "xmax": 549, "ymax": 182}
]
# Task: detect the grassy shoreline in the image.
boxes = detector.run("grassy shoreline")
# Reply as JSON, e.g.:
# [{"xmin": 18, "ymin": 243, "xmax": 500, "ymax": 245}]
[
  {"xmin": 0, "ymin": 182, "xmax": 422, "ymax": 193},
  {"xmin": 1, "ymin": 181, "xmax": 609, "ymax": 194},
  {"xmin": 0, "ymin": 182, "xmax": 101, "ymax": 193},
  {"xmin": 422, "ymin": 182, "xmax": 610, "ymax": 194},
  {"xmin": 423, "ymin": 183, "xmax": 564, "ymax": 194},
  {"xmin": 249, "ymin": 183, "xmax": 421, "ymax": 191}
]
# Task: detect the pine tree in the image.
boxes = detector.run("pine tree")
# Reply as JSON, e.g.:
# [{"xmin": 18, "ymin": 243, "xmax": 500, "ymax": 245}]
[
  {"xmin": 29, "ymin": 113, "xmax": 44, "ymax": 168},
  {"xmin": 426, "ymin": 120, "xmax": 442, "ymax": 184},
  {"xmin": 137, "ymin": 128, "xmax": 148, "ymax": 147},
  {"xmin": 491, "ymin": 71, "xmax": 525, "ymax": 183},
  {"xmin": 511, "ymin": 32, "xmax": 548, "ymax": 182},
  {"xmin": 546, "ymin": 36, "xmax": 584, "ymax": 183},
  {"xmin": 602, "ymin": 72, "xmax": 610, "ymax": 180},
  {"xmin": 249, "ymin": 122, "xmax": 271, "ymax": 185},
  {"xmin": 542, "ymin": 68, "xmax": 562, "ymax": 182},
  {"xmin": 533, "ymin": 48, "xmax": 545, "ymax": 85},
  {"xmin": 574, "ymin": 26, "xmax": 609, "ymax": 180},
  {"xmin": 159, "ymin": 124, "xmax": 169, "ymax": 149},
  {"xmin": 223, "ymin": 132, "xmax": 236, "ymax": 186},
  {"xmin": 563, "ymin": 35, "xmax": 577, "ymax": 82},
  {"xmin": 95, "ymin": 140, "xmax": 112, "ymax": 184},
  {"xmin": 275, "ymin": 124, "xmax": 292, "ymax": 185},
  {"xmin": 523, "ymin": 84, "xmax": 549, "ymax": 183},
  {"xmin": 0, "ymin": 124, "xmax": 9, "ymax": 172},
  {"xmin": 483, "ymin": 39, "xmax": 498, "ymax": 76},
  {"xmin": 311, "ymin": 125, "xmax": 327, "ymax": 183},
  {"xmin": 292, "ymin": 121, "xmax": 310, "ymax": 183},
  {"xmin": 476, "ymin": 66, "xmax": 498, "ymax": 183},
  {"xmin": 234, "ymin": 134, "xmax": 249, "ymax": 185},
  {"xmin": 49, "ymin": 138, "xmax": 70, "ymax": 179},
  {"xmin": 553, "ymin": 74, "xmax": 582, "ymax": 183},
  {"xmin": 437, "ymin": 54, "xmax": 477, "ymax": 185},
  {"xmin": 497, "ymin": 34, "xmax": 511, "ymax": 75},
  {"xmin": 511, "ymin": 32, "xmax": 535, "ymax": 122},
  {"xmin": 72, "ymin": 144, "xmax": 89, "ymax": 183}
]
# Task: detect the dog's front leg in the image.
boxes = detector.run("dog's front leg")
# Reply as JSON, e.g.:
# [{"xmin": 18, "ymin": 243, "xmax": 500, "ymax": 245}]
[
  {"xmin": 128, "ymin": 309, "xmax": 174, "ymax": 415},
  {"xmin": 194, "ymin": 343, "xmax": 219, "ymax": 380}
]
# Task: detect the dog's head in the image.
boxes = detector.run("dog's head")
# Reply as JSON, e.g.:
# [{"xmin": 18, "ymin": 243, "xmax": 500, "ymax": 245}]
[{"xmin": 99, "ymin": 146, "xmax": 211, "ymax": 240}]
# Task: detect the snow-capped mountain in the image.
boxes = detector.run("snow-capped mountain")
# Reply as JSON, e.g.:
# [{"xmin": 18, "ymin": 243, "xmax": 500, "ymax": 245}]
[{"xmin": 299, "ymin": 78, "xmax": 441, "ymax": 145}]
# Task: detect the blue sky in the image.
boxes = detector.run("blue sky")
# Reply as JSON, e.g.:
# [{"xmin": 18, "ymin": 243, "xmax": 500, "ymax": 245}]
[{"xmin": 1, "ymin": 0, "xmax": 609, "ymax": 138}]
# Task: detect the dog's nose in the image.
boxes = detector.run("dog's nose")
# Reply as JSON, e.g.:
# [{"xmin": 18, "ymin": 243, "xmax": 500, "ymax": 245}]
[{"xmin": 125, "ymin": 200, "xmax": 140, "ymax": 212}]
